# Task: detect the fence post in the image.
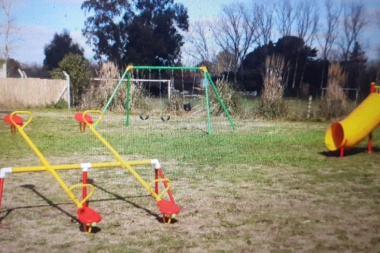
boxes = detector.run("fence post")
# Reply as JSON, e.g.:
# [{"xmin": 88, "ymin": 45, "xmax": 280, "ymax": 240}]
[
  {"xmin": 63, "ymin": 71, "xmax": 71, "ymax": 109},
  {"xmin": 307, "ymin": 95, "xmax": 312, "ymax": 119}
]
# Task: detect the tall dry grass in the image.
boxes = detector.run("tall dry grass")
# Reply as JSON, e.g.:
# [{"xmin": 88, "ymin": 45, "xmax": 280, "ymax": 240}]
[
  {"xmin": 259, "ymin": 54, "xmax": 288, "ymax": 118},
  {"xmin": 319, "ymin": 63, "xmax": 348, "ymax": 119},
  {"xmin": 81, "ymin": 62, "xmax": 125, "ymax": 111},
  {"xmin": 208, "ymin": 74, "xmax": 239, "ymax": 116}
]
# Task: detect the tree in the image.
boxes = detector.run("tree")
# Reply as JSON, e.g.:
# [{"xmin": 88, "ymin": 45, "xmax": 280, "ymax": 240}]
[
  {"xmin": 295, "ymin": 0, "xmax": 319, "ymax": 45},
  {"xmin": 275, "ymin": 0, "xmax": 296, "ymax": 37},
  {"xmin": 211, "ymin": 3, "xmax": 258, "ymax": 83},
  {"xmin": 318, "ymin": 0, "xmax": 341, "ymax": 61},
  {"xmin": 293, "ymin": 1, "xmax": 319, "ymax": 92},
  {"xmin": 43, "ymin": 30, "xmax": 84, "ymax": 71},
  {"xmin": 317, "ymin": 0, "xmax": 341, "ymax": 91},
  {"xmin": 82, "ymin": 0, "xmax": 189, "ymax": 68},
  {"xmin": 6, "ymin": 57, "xmax": 20, "ymax": 77},
  {"xmin": 51, "ymin": 53, "xmax": 92, "ymax": 106},
  {"xmin": 0, "ymin": 0, "xmax": 14, "ymax": 60},
  {"xmin": 254, "ymin": 1, "xmax": 274, "ymax": 47},
  {"xmin": 340, "ymin": 1, "xmax": 368, "ymax": 63},
  {"xmin": 344, "ymin": 41, "xmax": 367, "ymax": 99},
  {"xmin": 215, "ymin": 50, "xmax": 235, "ymax": 76},
  {"xmin": 239, "ymin": 36, "xmax": 317, "ymax": 95},
  {"xmin": 1, "ymin": 0, "xmax": 18, "ymax": 77},
  {"xmin": 184, "ymin": 20, "xmax": 214, "ymax": 65}
]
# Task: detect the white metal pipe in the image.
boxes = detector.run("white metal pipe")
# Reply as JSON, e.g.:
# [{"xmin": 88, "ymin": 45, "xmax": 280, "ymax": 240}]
[{"xmin": 0, "ymin": 167, "xmax": 12, "ymax": 178}]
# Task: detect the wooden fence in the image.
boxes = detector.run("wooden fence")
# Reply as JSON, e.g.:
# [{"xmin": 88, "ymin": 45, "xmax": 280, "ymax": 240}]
[{"xmin": 0, "ymin": 78, "xmax": 67, "ymax": 108}]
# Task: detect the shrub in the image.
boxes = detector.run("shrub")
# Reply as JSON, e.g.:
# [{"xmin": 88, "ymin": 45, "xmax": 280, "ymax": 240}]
[
  {"xmin": 258, "ymin": 54, "xmax": 288, "ymax": 119},
  {"xmin": 81, "ymin": 62, "xmax": 124, "ymax": 111},
  {"xmin": 209, "ymin": 74, "xmax": 239, "ymax": 116},
  {"xmin": 51, "ymin": 53, "xmax": 92, "ymax": 107},
  {"xmin": 319, "ymin": 63, "xmax": 349, "ymax": 119},
  {"xmin": 45, "ymin": 99, "xmax": 68, "ymax": 109}
]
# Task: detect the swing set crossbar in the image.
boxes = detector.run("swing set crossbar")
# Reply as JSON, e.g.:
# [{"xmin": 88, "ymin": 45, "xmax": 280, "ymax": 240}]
[{"xmin": 128, "ymin": 66, "xmax": 203, "ymax": 71}]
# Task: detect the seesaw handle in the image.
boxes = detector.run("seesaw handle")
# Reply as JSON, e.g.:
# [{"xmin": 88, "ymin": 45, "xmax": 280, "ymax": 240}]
[
  {"xmin": 10, "ymin": 111, "xmax": 33, "ymax": 130},
  {"xmin": 83, "ymin": 110, "xmax": 104, "ymax": 128},
  {"xmin": 149, "ymin": 178, "xmax": 172, "ymax": 199}
]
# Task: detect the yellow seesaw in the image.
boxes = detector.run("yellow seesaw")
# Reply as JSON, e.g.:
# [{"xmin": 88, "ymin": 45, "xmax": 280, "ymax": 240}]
[{"xmin": 0, "ymin": 110, "xmax": 180, "ymax": 233}]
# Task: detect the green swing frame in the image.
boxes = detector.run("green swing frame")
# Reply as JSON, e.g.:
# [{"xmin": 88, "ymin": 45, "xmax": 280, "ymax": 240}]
[{"xmin": 102, "ymin": 65, "xmax": 236, "ymax": 135}]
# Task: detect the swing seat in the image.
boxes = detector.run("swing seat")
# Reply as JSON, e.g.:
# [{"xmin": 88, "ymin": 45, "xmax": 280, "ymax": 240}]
[
  {"xmin": 160, "ymin": 115, "xmax": 170, "ymax": 121},
  {"xmin": 139, "ymin": 113, "xmax": 149, "ymax": 120},
  {"xmin": 183, "ymin": 103, "xmax": 192, "ymax": 111},
  {"xmin": 4, "ymin": 114, "xmax": 23, "ymax": 126}
]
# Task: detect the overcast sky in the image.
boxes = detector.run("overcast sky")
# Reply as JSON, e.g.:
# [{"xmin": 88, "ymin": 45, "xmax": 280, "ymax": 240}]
[{"xmin": 1, "ymin": 0, "xmax": 379, "ymax": 66}]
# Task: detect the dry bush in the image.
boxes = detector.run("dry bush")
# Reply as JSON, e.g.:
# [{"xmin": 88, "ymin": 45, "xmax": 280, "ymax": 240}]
[
  {"xmin": 259, "ymin": 54, "xmax": 288, "ymax": 118},
  {"xmin": 81, "ymin": 62, "xmax": 125, "ymax": 111},
  {"xmin": 209, "ymin": 75, "xmax": 239, "ymax": 116},
  {"xmin": 129, "ymin": 80, "xmax": 150, "ymax": 114},
  {"xmin": 319, "ymin": 63, "xmax": 348, "ymax": 119}
]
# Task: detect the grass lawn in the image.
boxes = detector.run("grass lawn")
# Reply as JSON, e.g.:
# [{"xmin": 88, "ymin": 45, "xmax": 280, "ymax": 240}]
[{"xmin": 0, "ymin": 109, "xmax": 379, "ymax": 253}]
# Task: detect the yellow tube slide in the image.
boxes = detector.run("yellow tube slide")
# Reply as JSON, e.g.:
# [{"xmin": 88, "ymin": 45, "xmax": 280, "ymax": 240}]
[{"xmin": 325, "ymin": 92, "xmax": 380, "ymax": 151}]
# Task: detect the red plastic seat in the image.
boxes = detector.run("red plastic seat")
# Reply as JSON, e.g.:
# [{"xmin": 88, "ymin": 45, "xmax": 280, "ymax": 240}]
[
  {"xmin": 157, "ymin": 199, "xmax": 180, "ymax": 215},
  {"xmin": 4, "ymin": 114, "xmax": 23, "ymax": 126},
  {"xmin": 77, "ymin": 207, "xmax": 102, "ymax": 224},
  {"xmin": 77, "ymin": 207, "xmax": 102, "ymax": 233},
  {"xmin": 74, "ymin": 113, "xmax": 93, "ymax": 124}
]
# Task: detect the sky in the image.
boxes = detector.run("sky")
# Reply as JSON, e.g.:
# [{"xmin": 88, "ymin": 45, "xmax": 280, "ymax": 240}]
[{"xmin": 1, "ymin": 0, "xmax": 380, "ymax": 67}]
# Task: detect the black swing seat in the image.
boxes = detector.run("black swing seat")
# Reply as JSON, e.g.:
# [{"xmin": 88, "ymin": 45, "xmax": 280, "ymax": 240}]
[
  {"xmin": 160, "ymin": 115, "xmax": 170, "ymax": 121},
  {"xmin": 139, "ymin": 113, "xmax": 149, "ymax": 120},
  {"xmin": 183, "ymin": 103, "xmax": 192, "ymax": 111}
]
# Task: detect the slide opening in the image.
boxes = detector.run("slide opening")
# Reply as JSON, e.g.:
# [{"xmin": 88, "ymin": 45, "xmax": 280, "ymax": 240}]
[{"xmin": 325, "ymin": 122, "xmax": 344, "ymax": 151}]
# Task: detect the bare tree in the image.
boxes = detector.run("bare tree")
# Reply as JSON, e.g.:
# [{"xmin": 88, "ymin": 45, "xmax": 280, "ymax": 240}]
[
  {"xmin": 317, "ymin": 0, "xmax": 341, "ymax": 91},
  {"xmin": 318, "ymin": 0, "xmax": 341, "ymax": 60},
  {"xmin": 275, "ymin": 0, "xmax": 296, "ymax": 37},
  {"xmin": 254, "ymin": 2, "xmax": 274, "ymax": 46},
  {"xmin": 184, "ymin": 20, "xmax": 214, "ymax": 64},
  {"xmin": 0, "ymin": 0, "xmax": 14, "ymax": 60},
  {"xmin": 292, "ymin": 0, "xmax": 319, "ymax": 91},
  {"xmin": 211, "ymin": 3, "xmax": 259, "ymax": 82},
  {"xmin": 295, "ymin": 0, "xmax": 319, "ymax": 45},
  {"xmin": 340, "ymin": 1, "xmax": 369, "ymax": 62}
]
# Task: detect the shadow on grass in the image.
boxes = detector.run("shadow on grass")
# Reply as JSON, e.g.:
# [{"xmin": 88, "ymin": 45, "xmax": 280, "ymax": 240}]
[
  {"xmin": 90, "ymin": 181, "xmax": 163, "ymax": 222},
  {"xmin": 0, "ymin": 180, "xmax": 171, "ymax": 229},
  {"xmin": 320, "ymin": 147, "xmax": 380, "ymax": 158},
  {"xmin": 0, "ymin": 184, "xmax": 85, "ymax": 231}
]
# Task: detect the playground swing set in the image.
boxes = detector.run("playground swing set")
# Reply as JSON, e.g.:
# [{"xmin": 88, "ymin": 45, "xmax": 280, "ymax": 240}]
[
  {"xmin": 0, "ymin": 110, "xmax": 180, "ymax": 233},
  {"xmin": 132, "ymin": 67, "xmax": 198, "ymax": 121},
  {"xmin": 102, "ymin": 65, "xmax": 236, "ymax": 135}
]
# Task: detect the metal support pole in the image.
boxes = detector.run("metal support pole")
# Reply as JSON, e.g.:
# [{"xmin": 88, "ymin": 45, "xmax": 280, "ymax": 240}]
[{"xmin": 63, "ymin": 71, "xmax": 71, "ymax": 110}]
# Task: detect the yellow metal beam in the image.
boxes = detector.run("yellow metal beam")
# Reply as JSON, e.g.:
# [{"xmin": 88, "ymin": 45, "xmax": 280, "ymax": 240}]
[
  {"xmin": 11, "ymin": 160, "xmax": 153, "ymax": 174},
  {"xmin": 81, "ymin": 110, "xmax": 160, "ymax": 200}
]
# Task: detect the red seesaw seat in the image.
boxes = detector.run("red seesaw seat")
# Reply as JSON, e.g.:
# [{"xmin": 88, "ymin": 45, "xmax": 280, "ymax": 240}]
[
  {"xmin": 77, "ymin": 206, "xmax": 102, "ymax": 233},
  {"xmin": 4, "ymin": 113, "xmax": 23, "ymax": 135},
  {"xmin": 157, "ymin": 199, "xmax": 180, "ymax": 224},
  {"xmin": 74, "ymin": 113, "xmax": 93, "ymax": 132}
]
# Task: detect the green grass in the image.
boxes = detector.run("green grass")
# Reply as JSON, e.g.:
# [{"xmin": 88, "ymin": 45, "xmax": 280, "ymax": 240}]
[{"xmin": 0, "ymin": 108, "xmax": 379, "ymax": 252}]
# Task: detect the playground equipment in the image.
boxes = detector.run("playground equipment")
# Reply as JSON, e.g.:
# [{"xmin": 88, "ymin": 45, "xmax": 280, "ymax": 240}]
[
  {"xmin": 325, "ymin": 82, "xmax": 380, "ymax": 157},
  {"xmin": 1, "ymin": 110, "xmax": 180, "ymax": 233},
  {"xmin": 102, "ymin": 65, "xmax": 236, "ymax": 135}
]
